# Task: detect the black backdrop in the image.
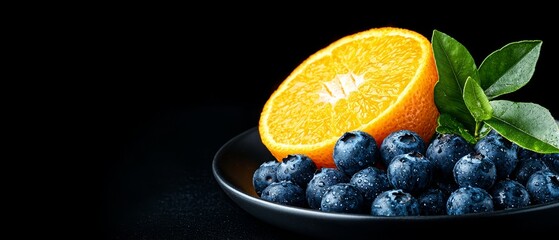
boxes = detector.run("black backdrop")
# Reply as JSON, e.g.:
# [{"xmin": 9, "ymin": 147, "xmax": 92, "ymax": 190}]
[
  {"xmin": 106, "ymin": 13, "xmax": 557, "ymax": 120},
  {"xmin": 100, "ymin": 10, "xmax": 558, "ymax": 239}
]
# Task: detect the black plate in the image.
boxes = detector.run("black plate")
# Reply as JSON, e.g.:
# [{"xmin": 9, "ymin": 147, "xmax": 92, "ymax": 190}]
[{"xmin": 212, "ymin": 127, "xmax": 559, "ymax": 238}]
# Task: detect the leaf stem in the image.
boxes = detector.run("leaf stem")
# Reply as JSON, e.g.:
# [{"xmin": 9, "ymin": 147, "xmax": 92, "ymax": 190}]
[{"xmin": 474, "ymin": 121, "xmax": 482, "ymax": 140}]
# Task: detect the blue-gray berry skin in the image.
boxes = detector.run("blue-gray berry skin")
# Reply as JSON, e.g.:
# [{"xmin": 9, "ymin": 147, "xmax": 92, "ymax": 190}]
[
  {"xmin": 446, "ymin": 186, "xmax": 494, "ymax": 215},
  {"xmin": 511, "ymin": 158, "xmax": 549, "ymax": 185},
  {"xmin": 453, "ymin": 152, "xmax": 497, "ymax": 189},
  {"xmin": 252, "ymin": 160, "xmax": 280, "ymax": 196},
  {"xmin": 260, "ymin": 180, "xmax": 306, "ymax": 207},
  {"xmin": 276, "ymin": 154, "xmax": 317, "ymax": 189},
  {"xmin": 371, "ymin": 189, "xmax": 420, "ymax": 216},
  {"xmin": 542, "ymin": 153, "xmax": 559, "ymax": 174},
  {"xmin": 349, "ymin": 166, "xmax": 391, "ymax": 206},
  {"xmin": 306, "ymin": 168, "xmax": 349, "ymax": 209},
  {"xmin": 517, "ymin": 146, "xmax": 545, "ymax": 162},
  {"xmin": 333, "ymin": 130, "xmax": 379, "ymax": 177},
  {"xmin": 387, "ymin": 151, "xmax": 433, "ymax": 194},
  {"xmin": 426, "ymin": 133, "xmax": 474, "ymax": 181},
  {"xmin": 526, "ymin": 169, "xmax": 559, "ymax": 204},
  {"xmin": 474, "ymin": 131, "xmax": 518, "ymax": 180},
  {"xmin": 320, "ymin": 183, "xmax": 365, "ymax": 214},
  {"xmin": 432, "ymin": 180, "xmax": 459, "ymax": 198},
  {"xmin": 490, "ymin": 179, "xmax": 531, "ymax": 210},
  {"xmin": 380, "ymin": 130, "xmax": 426, "ymax": 166},
  {"xmin": 417, "ymin": 187, "xmax": 447, "ymax": 215}
]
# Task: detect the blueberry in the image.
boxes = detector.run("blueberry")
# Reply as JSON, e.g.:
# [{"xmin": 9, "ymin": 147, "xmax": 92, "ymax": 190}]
[
  {"xmin": 380, "ymin": 129, "xmax": 426, "ymax": 166},
  {"xmin": 542, "ymin": 153, "xmax": 559, "ymax": 174},
  {"xmin": 432, "ymin": 179, "xmax": 459, "ymax": 198},
  {"xmin": 349, "ymin": 166, "xmax": 391, "ymax": 206},
  {"xmin": 474, "ymin": 130, "xmax": 518, "ymax": 180},
  {"xmin": 525, "ymin": 169, "xmax": 559, "ymax": 204},
  {"xmin": 306, "ymin": 168, "xmax": 349, "ymax": 209},
  {"xmin": 387, "ymin": 151, "xmax": 433, "ymax": 194},
  {"xmin": 260, "ymin": 180, "xmax": 306, "ymax": 207},
  {"xmin": 371, "ymin": 189, "xmax": 420, "ymax": 216},
  {"xmin": 252, "ymin": 160, "xmax": 280, "ymax": 196},
  {"xmin": 511, "ymin": 157, "xmax": 549, "ymax": 185},
  {"xmin": 417, "ymin": 187, "xmax": 447, "ymax": 215},
  {"xmin": 333, "ymin": 130, "xmax": 379, "ymax": 176},
  {"xmin": 446, "ymin": 186, "xmax": 494, "ymax": 215},
  {"xmin": 276, "ymin": 154, "xmax": 317, "ymax": 189},
  {"xmin": 490, "ymin": 179, "xmax": 531, "ymax": 210},
  {"xmin": 517, "ymin": 146, "xmax": 545, "ymax": 162},
  {"xmin": 426, "ymin": 133, "xmax": 474, "ymax": 181},
  {"xmin": 453, "ymin": 152, "xmax": 497, "ymax": 189},
  {"xmin": 320, "ymin": 183, "xmax": 365, "ymax": 214}
]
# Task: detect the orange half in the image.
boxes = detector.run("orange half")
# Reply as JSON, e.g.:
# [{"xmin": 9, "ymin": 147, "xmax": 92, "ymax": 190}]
[{"xmin": 259, "ymin": 27, "xmax": 439, "ymax": 168}]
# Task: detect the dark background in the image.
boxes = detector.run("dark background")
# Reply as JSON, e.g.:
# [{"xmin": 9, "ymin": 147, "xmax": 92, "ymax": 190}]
[{"xmin": 99, "ymin": 10, "xmax": 558, "ymax": 239}]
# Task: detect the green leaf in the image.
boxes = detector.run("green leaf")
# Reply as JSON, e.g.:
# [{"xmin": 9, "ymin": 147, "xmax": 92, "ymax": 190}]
[
  {"xmin": 478, "ymin": 123, "xmax": 493, "ymax": 139},
  {"xmin": 463, "ymin": 76, "xmax": 493, "ymax": 122},
  {"xmin": 483, "ymin": 100, "xmax": 559, "ymax": 153},
  {"xmin": 436, "ymin": 113, "xmax": 477, "ymax": 144},
  {"xmin": 431, "ymin": 31, "xmax": 555, "ymax": 150},
  {"xmin": 478, "ymin": 40, "xmax": 542, "ymax": 99},
  {"xmin": 431, "ymin": 30, "xmax": 478, "ymax": 132}
]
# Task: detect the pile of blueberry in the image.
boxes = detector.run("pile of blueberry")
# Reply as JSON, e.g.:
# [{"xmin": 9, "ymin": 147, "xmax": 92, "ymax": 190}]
[{"xmin": 252, "ymin": 129, "xmax": 559, "ymax": 216}]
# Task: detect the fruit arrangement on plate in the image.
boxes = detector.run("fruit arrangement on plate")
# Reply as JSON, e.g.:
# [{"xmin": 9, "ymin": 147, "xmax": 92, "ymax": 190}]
[
  {"xmin": 253, "ymin": 27, "xmax": 559, "ymax": 216},
  {"xmin": 254, "ymin": 128, "xmax": 558, "ymax": 216}
]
